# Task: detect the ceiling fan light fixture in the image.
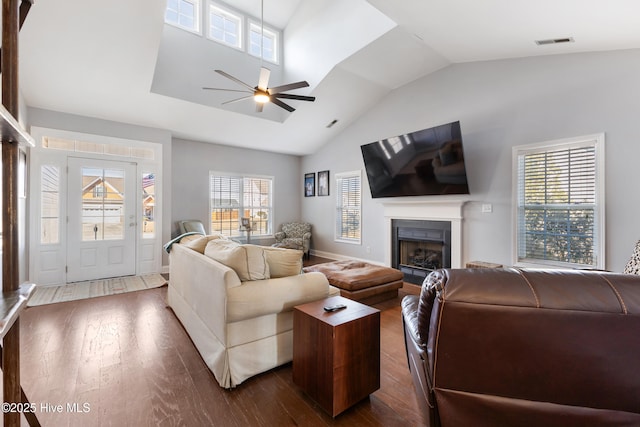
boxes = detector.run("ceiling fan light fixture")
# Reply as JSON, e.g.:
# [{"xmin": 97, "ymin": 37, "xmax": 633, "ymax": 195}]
[{"xmin": 254, "ymin": 92, "xmax": 270, "ymax": 104}]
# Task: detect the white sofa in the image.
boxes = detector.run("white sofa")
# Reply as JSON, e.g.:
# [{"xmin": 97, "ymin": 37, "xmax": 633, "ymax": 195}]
[{"xmin": 167, "ymin": 235, "xmax": 339, "ymax": 388}]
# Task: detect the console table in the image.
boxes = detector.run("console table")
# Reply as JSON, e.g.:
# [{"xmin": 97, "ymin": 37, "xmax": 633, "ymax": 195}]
[{"xmin": 293, "ymin": 296, "xmax": 380, "ymax": 417}]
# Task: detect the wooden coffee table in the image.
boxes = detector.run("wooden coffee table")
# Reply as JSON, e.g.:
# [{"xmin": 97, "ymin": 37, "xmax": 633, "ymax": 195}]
[{"xmin": 293, "ymin": 295, "xmax": 380, "ymax": 417}]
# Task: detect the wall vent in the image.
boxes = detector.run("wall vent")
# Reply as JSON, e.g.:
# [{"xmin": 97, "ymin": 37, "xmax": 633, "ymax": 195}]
[{"xmin": 535, "ymin": 37, "xmax": 575, "ymax": 46}]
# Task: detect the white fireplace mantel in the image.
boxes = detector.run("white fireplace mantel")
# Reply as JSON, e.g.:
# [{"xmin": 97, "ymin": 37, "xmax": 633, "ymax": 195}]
[{"xmin": 382, "ymin": 200, "xmax": 466, "ymax": 268}]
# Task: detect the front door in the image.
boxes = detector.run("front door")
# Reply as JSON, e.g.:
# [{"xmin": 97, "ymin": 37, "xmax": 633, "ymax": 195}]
[{"xmin": 67, "ymin": 158, "xmax": 137, "ymax": 282}]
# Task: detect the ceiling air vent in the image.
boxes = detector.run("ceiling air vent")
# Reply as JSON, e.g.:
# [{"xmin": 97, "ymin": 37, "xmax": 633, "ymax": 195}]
[{"xmin": 535, "ymin": 37, "xmax": 575, "ymax": 46}]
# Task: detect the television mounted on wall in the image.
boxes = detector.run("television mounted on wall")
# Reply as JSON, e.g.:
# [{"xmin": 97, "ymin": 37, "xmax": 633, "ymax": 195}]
[{"xmin": 360, "ymin": 120, "xmax": 470, "ymax": 198}]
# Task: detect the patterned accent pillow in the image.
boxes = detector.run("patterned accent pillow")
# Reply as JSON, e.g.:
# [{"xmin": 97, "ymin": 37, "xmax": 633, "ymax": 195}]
[{"xmin": 624, "ymin": 240, "xmax": 640, "ymax": 274}]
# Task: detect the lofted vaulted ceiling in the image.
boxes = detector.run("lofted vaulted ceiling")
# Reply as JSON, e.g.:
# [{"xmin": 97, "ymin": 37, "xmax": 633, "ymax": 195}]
[{"xmin": 18, "ymin": 0, "xmax": 640, "ymax": 155}]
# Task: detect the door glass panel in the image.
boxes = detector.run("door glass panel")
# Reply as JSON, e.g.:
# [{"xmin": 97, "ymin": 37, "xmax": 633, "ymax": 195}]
[{"xmin": 81, "ymin": 167, "xmax": 125, "ymax": 241}]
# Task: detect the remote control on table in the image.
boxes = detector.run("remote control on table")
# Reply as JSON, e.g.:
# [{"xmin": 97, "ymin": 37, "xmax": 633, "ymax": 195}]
[{"xmin": 324, "ymin": 303, "xmax": 347, "ymax": 312}]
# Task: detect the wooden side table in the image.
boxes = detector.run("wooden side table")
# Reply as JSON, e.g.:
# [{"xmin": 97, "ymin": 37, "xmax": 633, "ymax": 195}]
[{"xmin": 293, "ymin": 296, "xmax": 380, "ymax": 417}]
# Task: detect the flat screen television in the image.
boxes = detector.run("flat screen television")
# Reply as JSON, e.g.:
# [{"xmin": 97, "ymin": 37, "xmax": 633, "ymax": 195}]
[{"xmin": 361, "ymin": 120, "xmax": 470, "ymax": 198}]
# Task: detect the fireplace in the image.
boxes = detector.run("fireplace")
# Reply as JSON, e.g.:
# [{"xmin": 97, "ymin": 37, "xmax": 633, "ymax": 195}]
[
  {"xmin": 382, "ymin": 200, "xmax": 465, "ymax": 283},
  {"xmin": 392, "ymin": 219, "xmax": 451, "ymax": 285}
]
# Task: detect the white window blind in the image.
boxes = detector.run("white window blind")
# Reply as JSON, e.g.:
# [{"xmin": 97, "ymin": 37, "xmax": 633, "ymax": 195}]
[
  {"xmin": 514, "ymin": 135, "xmax": 604, "ymax": 268},
  {"xmin": 210, "ymin": 173, "xmax": 272, "ymax": 237},
  {"xmin": 41, "ymin": 165, "xmax": 60, "ymax": 245},
  {"xmin": 335, "ymin": 171, "xmax": 361, "ymax": 244}
]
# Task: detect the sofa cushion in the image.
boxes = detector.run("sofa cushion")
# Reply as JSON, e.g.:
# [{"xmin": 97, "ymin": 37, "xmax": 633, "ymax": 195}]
[
  {"xmin": 204, "ymin": 240, "xmax": 270, "ymax": 281},
  {"xmin": 263, "ymin": 247, "xmax": 303, "ymax": 278},
  {"xmin": 182, "ymin": 234, "xmax": 226, "ymax": 254},
  {"xmin": 226, "ymin": 272, "xmax": 330, "ymax": 322}
]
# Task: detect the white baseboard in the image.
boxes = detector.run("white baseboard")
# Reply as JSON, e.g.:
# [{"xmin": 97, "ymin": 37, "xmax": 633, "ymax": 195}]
[{"xmin": 310, "ymin": 249, "xmax": 387, "ymax": 267}]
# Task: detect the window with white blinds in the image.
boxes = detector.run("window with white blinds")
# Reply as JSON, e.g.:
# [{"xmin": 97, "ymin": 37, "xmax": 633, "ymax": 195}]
[
  {"xmin": 513, "ymin": 134, "xmax": 605, "ymax": 269},
  {"xmin": 335, "ymin": 170, "xmax": 361, "ymax": 244},
  {"xmin": 210, "ymin": 173, "xmax": 273, "ymax": 237}
]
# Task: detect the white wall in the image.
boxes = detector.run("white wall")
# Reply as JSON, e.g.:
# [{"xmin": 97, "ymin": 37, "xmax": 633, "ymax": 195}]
[
  {"xmin": 302, "ymin": 48, "xmax": 640, "ymax": 272},
  {"xmin": 170, "ymin": 138, "xmax": 301, "ymax": 241}
]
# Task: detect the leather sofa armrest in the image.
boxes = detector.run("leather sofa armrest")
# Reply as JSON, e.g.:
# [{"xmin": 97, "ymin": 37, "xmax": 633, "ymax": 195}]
[
  {"xmin": 401, "ymin": 295, "xmax": 422, "ymax": 346},
  {"xmin": 402, "ymin": 294, "xmax": 437, "ymax": 423}
]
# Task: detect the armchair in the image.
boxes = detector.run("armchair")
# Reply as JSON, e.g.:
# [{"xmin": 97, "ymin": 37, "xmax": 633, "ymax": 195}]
[
  {"xmin": 402, "ymin": 268, "xmax": 640, "ymax": 426},
  {"xmin": 178, "ymin": 219, "xmax": 206, "ymax": 235},
  {"xmin": 274, "ymin": 222, "xmax": 311, "ymax": 258}
]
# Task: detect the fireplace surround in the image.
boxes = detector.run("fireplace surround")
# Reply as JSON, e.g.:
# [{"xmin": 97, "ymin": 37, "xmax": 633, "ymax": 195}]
[{"xmin": 383, "ymin": 201, "xmax": 464, "ymax": 283}]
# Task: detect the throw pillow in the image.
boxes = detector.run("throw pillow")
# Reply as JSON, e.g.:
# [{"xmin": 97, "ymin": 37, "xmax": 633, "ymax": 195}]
[
  {"xmin": 624, "ymin": 240, "xmax": 640, "ymax": 274},
  {"xmin": 263, "ymin": 247, "xmax": 303, "ymax": 278},
  {"xmin": 182, "ymin": 234, "xmax": 226, "ymax": 254},
  {"xmin": 204, "ymin": 240, "xmax": 270, "ymax": 281}
]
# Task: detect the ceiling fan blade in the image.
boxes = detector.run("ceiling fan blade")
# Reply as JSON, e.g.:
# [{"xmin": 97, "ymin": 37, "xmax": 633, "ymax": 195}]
[
  {"xmin": 221, "ymin": 95, "xmax": 254, "ymax": 105},
  {"xmin": 214, "ymin": 69, "xmax": 255, "ymax": 91},
  {"xmin": 273, "ymin": 93, "xmax": 316, "ymax": 102},
  {"xmin": 271, "ymin": 98, "xmax": 295, "ymax": 112},
  {"xmin": 268, "ymin": 81, "xmax": 309, "ymax": 95},
  {"xmin": 256, "ymin": 102, "xmax": 264, "ymax": 113},
  {"xmin": 257, "ymin": 67, "xmax": 271, "ymax": 91},
  {"xmin": 202, "ymin": 87, "xmax": 252, "ymax": 93}
]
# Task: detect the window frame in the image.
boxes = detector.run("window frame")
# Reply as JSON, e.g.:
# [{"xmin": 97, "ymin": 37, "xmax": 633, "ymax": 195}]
[
  {"xmin": 165, "ymin": 0, "xmax": 201, "ymax": 34},
  {"xmin": 209, "ymin": 171, "xmax": 274, "ymax": 239},
  {"xmin": 512, "ymin": 133, "xmax": 605, "ymax": 269},
  {"xmin": 207, "ymin": 2, "xmax": 243, "ymax": 50},
  {"xmin": 247, "ymin": 20, "xmax": 279, "ymax": 64},
  {"xmin": 334, "ymin": 170, "xmax": 362, "ymax": 245}
]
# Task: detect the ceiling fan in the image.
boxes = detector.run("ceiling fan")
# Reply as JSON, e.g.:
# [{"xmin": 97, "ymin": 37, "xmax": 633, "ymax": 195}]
[
  {"xmin": 203, "ymin": 67, "xmax": 315, "ymax": 113},
  {"xmin": 202, "ymin": 0, "xmax": 315, "ymax": 113}
]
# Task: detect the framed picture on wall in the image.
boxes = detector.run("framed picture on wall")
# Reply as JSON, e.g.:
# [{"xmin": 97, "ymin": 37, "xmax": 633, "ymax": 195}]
[
  {"xmin": 318, "ymin": 170, "xmax": 329, "ymax": 196},
  {"xmin": 304, "ymin": 172, "xmax": 315, "ymax": 197}
]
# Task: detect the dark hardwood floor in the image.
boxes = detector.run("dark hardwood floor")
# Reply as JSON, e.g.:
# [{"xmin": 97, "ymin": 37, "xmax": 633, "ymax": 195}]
[{"xmin": 17, "ymin": 259, "xmax": 424, "ymax": 427}]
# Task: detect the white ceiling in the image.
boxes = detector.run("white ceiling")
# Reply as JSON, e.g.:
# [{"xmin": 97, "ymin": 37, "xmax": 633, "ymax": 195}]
[{"xmin": 18, "ymin": 0, "xmax": 640, "ymax": 155}]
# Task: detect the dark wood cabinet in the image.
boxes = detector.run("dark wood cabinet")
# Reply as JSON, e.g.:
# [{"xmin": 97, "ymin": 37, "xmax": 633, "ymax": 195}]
[{"xmin": 293, "ymin": 296, "xmax": 380, "ymax": 417}]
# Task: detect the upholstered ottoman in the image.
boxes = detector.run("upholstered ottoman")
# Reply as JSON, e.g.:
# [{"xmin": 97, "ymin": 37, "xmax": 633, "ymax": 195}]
[{"xmin": 303, "ymin": 260, "xmax": 404, "ymax": 304}]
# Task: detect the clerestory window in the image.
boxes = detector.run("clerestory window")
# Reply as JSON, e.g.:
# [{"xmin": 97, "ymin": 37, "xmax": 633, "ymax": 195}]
[
  {"xmin": 208, "ymin": 3, "xmax": 242, "ymax": 49},
  {"xmin": 165, "ymin": 0, "xmax": 201, "ymax": 33},
  {"xmin": 248, "ymin": 21, "xmax": 278, "ymax": 63}
]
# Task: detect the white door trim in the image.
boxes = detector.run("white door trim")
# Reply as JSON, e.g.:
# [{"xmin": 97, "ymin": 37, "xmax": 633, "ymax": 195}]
[{"xmin": 28, "ymin": 127, "xmax": 163, "ymax": 285}]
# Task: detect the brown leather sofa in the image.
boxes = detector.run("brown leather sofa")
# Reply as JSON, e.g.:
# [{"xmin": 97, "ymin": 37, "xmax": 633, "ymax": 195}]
[{"xmin": 402, "ymin": 268, "xmax": 640, "ymax": 426}]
